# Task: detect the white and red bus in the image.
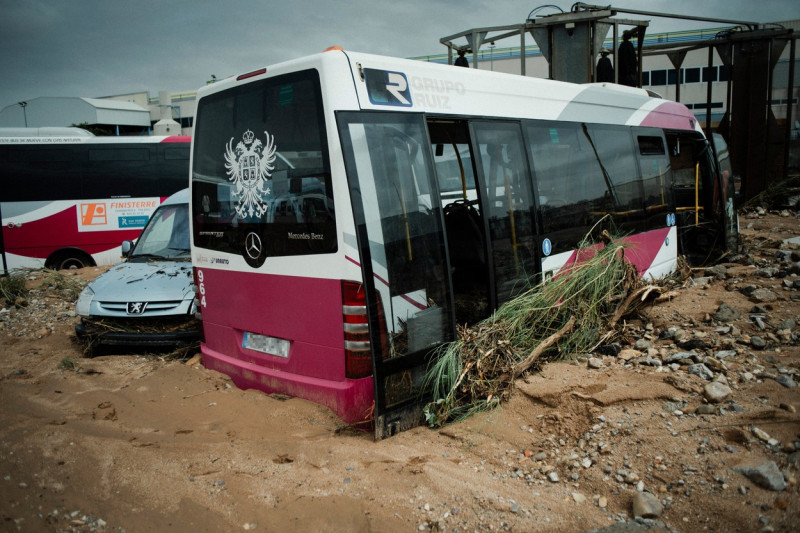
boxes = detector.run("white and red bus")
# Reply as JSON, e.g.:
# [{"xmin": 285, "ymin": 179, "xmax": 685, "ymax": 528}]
[
  {"xmin": 0, "ymin": 130, "xmax": 190, "ymax": 273},
  {"xmin": 190, "ymin": 49, "xmax": 736, "ymax": 438}
]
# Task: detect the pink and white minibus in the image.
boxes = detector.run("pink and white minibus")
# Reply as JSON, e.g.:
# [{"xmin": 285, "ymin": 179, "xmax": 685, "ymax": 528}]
[
  {"xmin": 0, "ymin": 131, "xmax": 190, "ymax": 273},
  {"xmin": 190, "ymin": 49, "xmax": 736, "ymax": 438}
]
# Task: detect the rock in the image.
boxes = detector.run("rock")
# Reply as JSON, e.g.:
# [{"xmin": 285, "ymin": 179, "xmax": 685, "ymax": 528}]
[
  {"xmin": 586, "ymin": 520, "xmax": 668, "ymax": 533},
  {"xmin": 571, "ymin": 492, "xmax": 587, "ymax": 504},
  {"xmin": 750, "ymin": 336, "xmax": 767, "ymax": 350},
  {"xmin": 677, "ymin": 339, "xmax": 710, "ymax": 350},
  {"xmin": 634, "ymin": 339, "xmax": 654, "ymax": 350},
  {"xmin": 663, "ymin": 351, "xmax": 699, "ymax": 364},
  {"xmin": 588, "ymin": 357, "xmax": 604, "ymax": 369},
  {"xmin": 787, "ymin": 452, "xmax": 800, "ymax": 466},
  {"xmin": 749, "ymin": 288, "xmax": 778, "ymax": 303},
  {"xmin": 547, "ymin": 471, "xmax": 560, "ymax": 483},
  {"xmin": 714, "ymin": 303, "xmax": 741, "ymax": 323},
  {"xmin": 688, "ymin": 363, "xmax": 714, "ymax": 380},
  {"xmin": 625, "ymin": 471, "xmax": 640, "ymax": 484},
  {"xmin": 703, "ymin": 381, "xmax": 732, "ymax": 403},
  {"xmin": 690, "ymin": 276, "xmax": 712, "ymax": 287},
  {"xmin": 705, "ymin": 264, "xmax": 728, "ymax": 279},
  {"xmin": 704, "ymin": 357, "xmax": 726, "ymax": 372},
  {"xmin": 631, "ymin": 491, "xmax": 663, "ymax": 518},
  {"xmin": 618, "ymin": 349, "xmax": 641, "ymax": 362},
  {"xmin": 774, "ymin": 375, "xmax": 797, "ymax": 388},
  {"xmin": 634, "ymin": 356, "xmax": 661, "ymax": 367},
  {"xmin": 658, "ymin": 327, "xmax": 677, "ymax": 340},
  {"xmin": 696, "ymin": 404, "xmax": 718, "ymax": 415},
  {"xmin": 756, "ymin": 267, "xmax": 780, "ymax": 278},
  {"xmin": 732, "ymin": 461, "xmax": 787, "ymax": 491},
  {"xmin": 752, "ymin": 427, "xmax": 779, "ymax": 447}
]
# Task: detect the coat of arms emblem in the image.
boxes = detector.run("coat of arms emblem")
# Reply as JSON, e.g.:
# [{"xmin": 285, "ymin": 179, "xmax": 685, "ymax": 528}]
[{"xmin": 224, "ymin": 129, "xmax": 277, "ymax": 218}]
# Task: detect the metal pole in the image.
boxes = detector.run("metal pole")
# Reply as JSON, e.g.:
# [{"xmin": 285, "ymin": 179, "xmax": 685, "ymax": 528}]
[
  {"xmin": 18, "ymin": 102, "xmax": 27, "ymax": 127},
  {"xmin": 572, "ymin": 3, "xmax": 759, "ymax": 30},
  {"xmin": 706, "ymin": 45, "xmax": 713, "ymax": 133},
  {"xmin": 784, "ymin": 36, "xmax": 796, "ymax": 180}
]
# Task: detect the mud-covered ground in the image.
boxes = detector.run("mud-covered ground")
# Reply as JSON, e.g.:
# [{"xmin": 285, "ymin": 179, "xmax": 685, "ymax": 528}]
[{"xmin": 0, "ymin": 209, "xmax": 798, "ymax": 533}]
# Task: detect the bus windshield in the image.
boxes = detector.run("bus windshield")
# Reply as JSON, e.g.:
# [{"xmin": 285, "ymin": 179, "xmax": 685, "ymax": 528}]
[{"xmin": 192, "ymin": 69, "xmax": 334, "ymax": 264}]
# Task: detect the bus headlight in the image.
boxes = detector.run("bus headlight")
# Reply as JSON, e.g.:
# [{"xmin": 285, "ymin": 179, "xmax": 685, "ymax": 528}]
[{"xmin": 75, "ymin": 287, "xmax": 95, "ymax": 316}]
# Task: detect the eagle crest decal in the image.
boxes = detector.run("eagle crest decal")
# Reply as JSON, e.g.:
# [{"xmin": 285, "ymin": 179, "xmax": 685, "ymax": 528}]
[{"xmin": 224, "ymin": 129, "xmax": 276, "ymax": 219}]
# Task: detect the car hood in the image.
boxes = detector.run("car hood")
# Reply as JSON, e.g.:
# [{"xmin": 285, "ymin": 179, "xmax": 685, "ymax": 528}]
[{"xmin": 87, "ymin": 261, "xmax": 194, "ymax": 302}]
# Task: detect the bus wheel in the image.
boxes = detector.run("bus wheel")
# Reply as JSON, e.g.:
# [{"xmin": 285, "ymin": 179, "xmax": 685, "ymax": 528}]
[{"xmin": 50, "ymin": 252, "xmax": 92, "ymax": 270}]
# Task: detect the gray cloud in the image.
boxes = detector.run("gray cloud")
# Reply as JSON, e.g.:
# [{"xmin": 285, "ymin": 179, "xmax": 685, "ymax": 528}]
[{"xmin": 1, "ymin": 0, "xmax": 797, "ymax": 108}]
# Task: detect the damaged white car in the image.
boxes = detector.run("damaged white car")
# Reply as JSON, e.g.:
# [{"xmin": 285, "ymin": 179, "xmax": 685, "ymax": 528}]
[{"xmin": 75, "ymin": 188, "xmax": 200, "ymax": 347}]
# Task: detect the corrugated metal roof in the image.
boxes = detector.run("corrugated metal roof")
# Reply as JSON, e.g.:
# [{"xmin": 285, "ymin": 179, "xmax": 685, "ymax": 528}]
[{"xmin": 80, "ymin": 97, "xmax": 148, "ymax": 112}]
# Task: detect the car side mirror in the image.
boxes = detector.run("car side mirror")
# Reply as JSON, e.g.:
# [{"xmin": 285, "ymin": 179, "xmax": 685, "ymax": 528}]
[{"xmin": 121, "ymin": 240, "xmax": 133, "ymax": 257}]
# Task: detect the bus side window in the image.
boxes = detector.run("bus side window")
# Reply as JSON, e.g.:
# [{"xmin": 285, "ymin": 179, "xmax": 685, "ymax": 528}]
[{"xmin": 528, "ymin": 121, "xmax": 624, "ymax": 254}]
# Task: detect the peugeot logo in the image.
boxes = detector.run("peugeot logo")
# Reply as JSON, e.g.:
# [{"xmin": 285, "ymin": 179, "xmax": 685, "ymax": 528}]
[
  {"xmin": 127, "ymin": 302, "xmax": 147, "ymax": 315},
  {"xmin": 245, "ymin": 232, "xmax": 262, "ymax": 259}
]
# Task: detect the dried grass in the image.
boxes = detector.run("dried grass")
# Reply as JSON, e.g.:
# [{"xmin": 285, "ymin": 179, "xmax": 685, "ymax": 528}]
[{"xmin": 423, "ymin": 235, "xmax": 659, "ymax": 427}]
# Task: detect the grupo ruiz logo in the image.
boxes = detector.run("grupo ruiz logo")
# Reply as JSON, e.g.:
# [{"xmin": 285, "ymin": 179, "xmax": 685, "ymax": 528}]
[{"xmin": 364, "ymin": 68, "xmax": 412, "ymax": 107}]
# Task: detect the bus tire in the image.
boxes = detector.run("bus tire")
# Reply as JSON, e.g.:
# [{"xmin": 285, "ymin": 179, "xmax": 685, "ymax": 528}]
[{"xmin": 49, "ymin": 251, "xmax": 93, "ymax": 271}]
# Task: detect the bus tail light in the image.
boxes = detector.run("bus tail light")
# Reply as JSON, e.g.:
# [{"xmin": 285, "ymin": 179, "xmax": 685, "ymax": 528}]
[{"xmin": 342, "ymin": 281, "xmax": 371, "ymax": 379}]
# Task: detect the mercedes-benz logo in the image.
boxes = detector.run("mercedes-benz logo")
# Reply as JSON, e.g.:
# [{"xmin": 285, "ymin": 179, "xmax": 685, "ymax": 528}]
[{"xmin": 245, "ymin": 232, "xmax": 262, "ymax": 259}]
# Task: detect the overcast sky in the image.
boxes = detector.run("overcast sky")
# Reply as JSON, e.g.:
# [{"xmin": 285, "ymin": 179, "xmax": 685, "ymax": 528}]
[{"xmin": 1, "ymin": 0, "xmax": 798, "ymax": 109}]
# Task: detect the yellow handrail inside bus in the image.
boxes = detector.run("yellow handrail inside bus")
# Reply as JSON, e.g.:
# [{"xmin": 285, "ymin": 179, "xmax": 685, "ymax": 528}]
[
  {"xmin": 454, "ymin": 145, "xmax": 467, "ymax": 201},
  {"xmin": 505, "ymin": 173, "xmax": 520, "ymax": 273},
  {"xmin": 397, "ymin": 183, "xmax": 413, "ymax": 261}
]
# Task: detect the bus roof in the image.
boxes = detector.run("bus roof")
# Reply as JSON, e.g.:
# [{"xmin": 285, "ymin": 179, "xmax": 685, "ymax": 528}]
[
  {"xmin": 0, "ymin": 134, "xmax": 191, "ymax": 145},
  {"xmin": 197, "ymin": 49, "xmax": 699, "ymax": 133},
  {"xmin": 0, "ymin": 126, "xmax": 94, "ymax": 138}
]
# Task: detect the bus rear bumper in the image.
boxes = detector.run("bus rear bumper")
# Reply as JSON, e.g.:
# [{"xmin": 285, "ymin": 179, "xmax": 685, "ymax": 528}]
[{"xmin": 200, "ymin": 343, "xmax": 375, "ymax": 426}]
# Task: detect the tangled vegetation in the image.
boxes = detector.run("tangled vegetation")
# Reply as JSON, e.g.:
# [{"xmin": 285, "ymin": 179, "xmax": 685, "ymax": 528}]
[
  {"xmin": 423, "ymin": 235, "xmax": 661, "ymax": 427},
  {"xmin": 0, "ymin": 271, "xmax": 28, "ymax": 305}
]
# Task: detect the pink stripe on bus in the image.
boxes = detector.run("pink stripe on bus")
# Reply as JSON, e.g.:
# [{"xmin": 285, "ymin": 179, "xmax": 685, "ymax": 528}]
[{"xmin": 639, "ymin": 101, "xmax": 696, "ymax": 130}]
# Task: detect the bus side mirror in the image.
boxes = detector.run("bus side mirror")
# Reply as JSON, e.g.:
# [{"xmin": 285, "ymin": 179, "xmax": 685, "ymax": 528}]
[{"xmin": 121, "ymin": 240, "xmax": 133, "ymax": 257}]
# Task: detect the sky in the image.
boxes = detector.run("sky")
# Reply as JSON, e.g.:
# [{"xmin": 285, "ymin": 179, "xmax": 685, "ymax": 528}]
[{"xmin": 1, "ymin": 0, "xmax": 798, "ymax": 110}]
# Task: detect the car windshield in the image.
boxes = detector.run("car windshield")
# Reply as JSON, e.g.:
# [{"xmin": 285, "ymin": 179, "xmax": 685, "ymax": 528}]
[{"xmin": 130, "ymin": 203, "xmax": 190, "ymax": 261}]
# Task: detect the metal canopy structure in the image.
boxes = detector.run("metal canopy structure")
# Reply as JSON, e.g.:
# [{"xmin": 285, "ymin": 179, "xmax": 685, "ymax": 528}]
[{"xmin": 439, "ymin": 3, "xmax": 798, "ymax": 201}]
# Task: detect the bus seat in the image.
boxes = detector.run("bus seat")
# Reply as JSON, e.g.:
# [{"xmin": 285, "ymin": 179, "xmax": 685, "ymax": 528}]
[{"xmin": 444, "ymin": 201, "xmax": 486, "ymax": 283}]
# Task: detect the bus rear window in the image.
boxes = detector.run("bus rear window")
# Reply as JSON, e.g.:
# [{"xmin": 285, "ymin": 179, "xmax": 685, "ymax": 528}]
[{"xmin": 191, "ymin": 69, "xmax": 335, "ymax": 259}]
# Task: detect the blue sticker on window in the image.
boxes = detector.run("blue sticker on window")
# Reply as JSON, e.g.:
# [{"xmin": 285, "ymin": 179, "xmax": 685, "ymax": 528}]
[
  {"xmin": 363, "ymin": 68, "xmax": 412, "ymax": 107},
  {"xmin": 542, "ymin": 238, "xmax": 552, "ymax": 257}
]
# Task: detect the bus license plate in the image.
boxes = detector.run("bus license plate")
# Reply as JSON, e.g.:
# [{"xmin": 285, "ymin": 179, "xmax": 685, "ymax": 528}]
[{"xmin": 242, "ymin": 332, "xmax": 290, "ymax": 358}]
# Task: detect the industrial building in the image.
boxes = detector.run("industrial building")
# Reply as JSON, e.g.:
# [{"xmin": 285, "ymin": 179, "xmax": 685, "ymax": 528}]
[{"xmin": 0, "ymin": 90, "xmax": 194, "ymax": 137}]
